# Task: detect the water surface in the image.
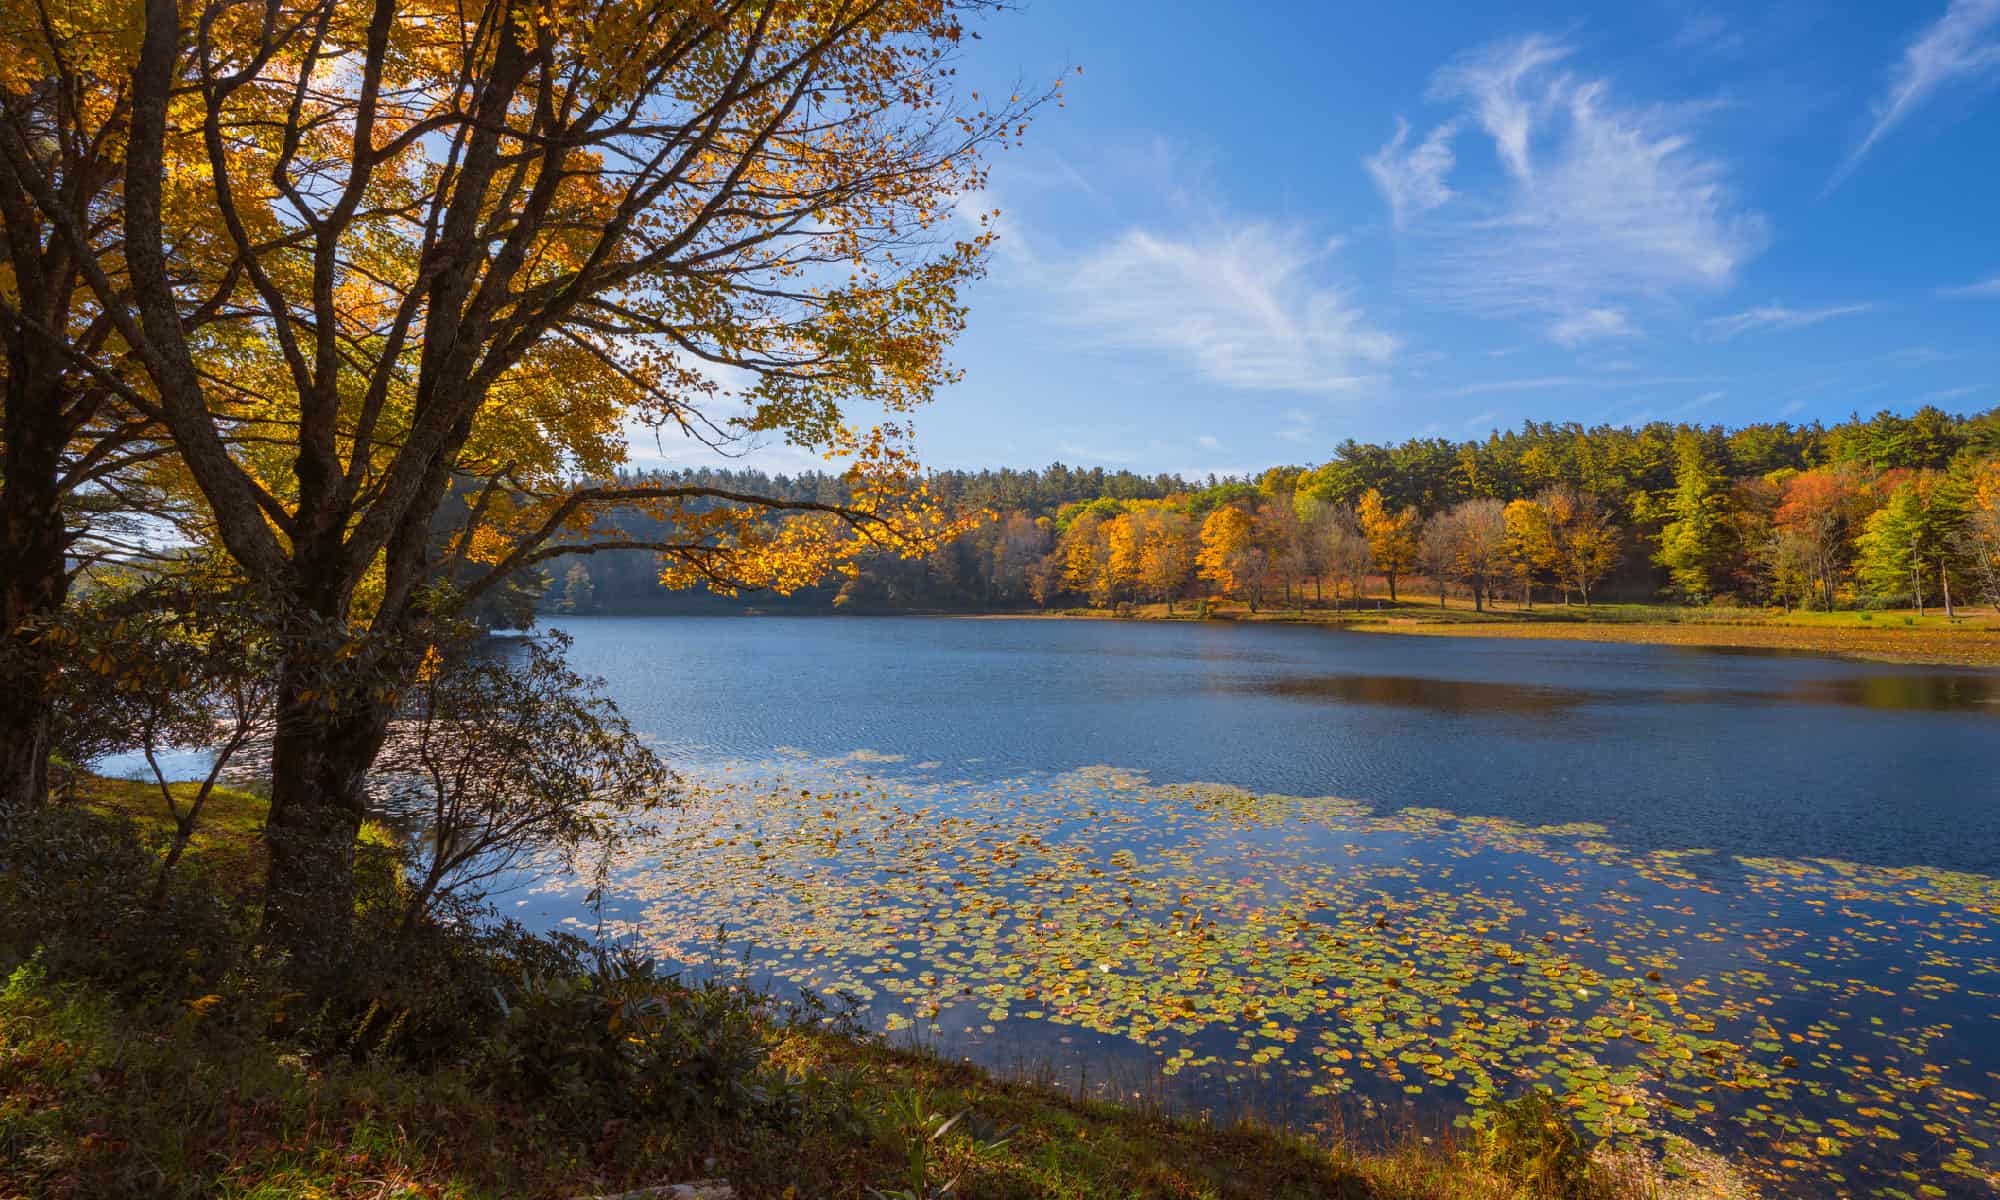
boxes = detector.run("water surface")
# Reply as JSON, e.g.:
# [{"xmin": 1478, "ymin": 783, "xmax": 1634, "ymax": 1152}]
[
  {"xmin": 512, "ymin": 617, "xmax": 2000, "ymax": 1197},
  {"xmin": 552, "ymin": 615, "xmax": 2000, "ymax": 871}
]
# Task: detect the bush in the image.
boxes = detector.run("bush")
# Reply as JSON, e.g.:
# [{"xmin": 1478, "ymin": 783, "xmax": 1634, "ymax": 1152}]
[
  {"xmin": 0, "ymin": 805, "xmax": 247, "ymax": 997},
  {"xmin": 1480, "ymin": 1087, "xmax": 1595, "ymax": 1200},
  {"xmin": 477, "ymin": 951, "xmax": 779, "ymax": 1135}
]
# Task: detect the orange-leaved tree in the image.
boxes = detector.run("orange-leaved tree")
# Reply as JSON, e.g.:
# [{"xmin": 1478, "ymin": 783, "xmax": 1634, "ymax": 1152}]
[
  {"xmin": 0, "ymin": 4, "xmax": 219, "ymax": 817},
  {"xmin": 1356, "ymin": 487, "xmax": 1418, "ymax": 602},
  {"xmin": 23, "ymin": 0, "xmax": 1045, "ymax": 975},
  {"xmin": 1196, "ymin": 503, "xmax": 1257, "ymax": 608}
]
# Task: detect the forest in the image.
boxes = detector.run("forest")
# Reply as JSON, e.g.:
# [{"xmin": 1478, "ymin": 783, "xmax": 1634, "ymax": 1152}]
[{"xmin": 534, "ymin": 404, "xmax": 2000, "ymax": 619}]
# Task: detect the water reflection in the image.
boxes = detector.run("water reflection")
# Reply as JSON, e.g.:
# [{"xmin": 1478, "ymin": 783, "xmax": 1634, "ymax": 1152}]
[
  {"xmin": 1243, "ymin": 673, "xmax": 1586, "ymax": 714},
  {"xmin": 1238, "ymin": 669, "xmax": 2000, "ymax": 716}
]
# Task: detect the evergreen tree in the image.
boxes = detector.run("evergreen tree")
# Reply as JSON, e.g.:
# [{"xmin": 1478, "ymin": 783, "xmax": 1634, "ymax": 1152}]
[{"xmin": 1658, "ymin": 432, "xmax": 1732, "ymax": 601}]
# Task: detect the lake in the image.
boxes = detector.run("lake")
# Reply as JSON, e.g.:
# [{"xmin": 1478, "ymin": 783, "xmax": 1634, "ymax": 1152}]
[
  {"xmin": 521, "ymin": 615, "xmax": 2000, "ymax": 1199},
  {"xmin": 551, "ymin": 614, "xmax": 1999, "ymax": 869}
]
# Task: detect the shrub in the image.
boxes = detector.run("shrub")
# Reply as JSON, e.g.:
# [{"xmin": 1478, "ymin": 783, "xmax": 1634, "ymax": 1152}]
[
  {"xmin": 0, "ymin": 805, "xmax": 247, "ymax": 997},
  {"xmin": 476, "ymin": 951, "xmax": 778, "ymax": 1135},
  {"xmin": 1480, "ymin": 1087, "xmax": 1595, "ymax": 1200}
]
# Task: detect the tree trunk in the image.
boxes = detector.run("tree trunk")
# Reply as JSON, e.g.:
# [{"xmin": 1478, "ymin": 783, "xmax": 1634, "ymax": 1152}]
[
  {"xmin": 1911, "ymin": 565, "xmax": 1925, "ymax": 616},
  {"xmin": 258, "ymin": 663, "xmax": 393, "ymax": 985},
  {"xmin": 1386, "ymin": 573, "xmax": 1397, "ymax": 603},
  {"xmin": 0, "ymin": 370, "xmax": 70, "ymax": 822},
  {"xmin": 1940, "ymin": 560, "xmax": 1954, "ymax": 618}
]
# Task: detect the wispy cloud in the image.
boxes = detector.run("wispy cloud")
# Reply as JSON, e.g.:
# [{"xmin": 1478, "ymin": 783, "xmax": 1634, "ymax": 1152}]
[
  {"xmin": 1062, "ymin": 222, "xmax": 1397, "ymax": 392},
  {"xmin": 1370, "ymin": 35, "xmax": 1766, "ymax": 346},
  {"xmin": 1940, "ymin": 273, "xmax": 2000, "ymax": 297},
  {"xmin": 1276, "ymin": 408, "xmax": 1316, "ymax": 443},
  {"xmin": 1831, "ymin": 0, "xmax": 2000, "ymax": 189},
  {"xmin": 1672, "ymin": 11, "xmax": 1744, "ymax": 56},
  {"xmin": 1703, "ymin": 302, "xmax": 1876, "ymax": 340},
  {"xmin": 1054, "ymin": 440, "xmax": 1138, "ymax": 465},
  {"xmin": 1550, "ymin": 308, "xmax": 1637, "ymax": 347},
  {"xmin": 1921, "ymin": 384, "xmax": 1987, "ymax": 403},
  {"xmin": 1449, "ymin": 376, "xmax": 1586, "ymax": 397},
  {"xmin": 1365, "ymin": 118, "xmax": 1458, "ymax": 229}
]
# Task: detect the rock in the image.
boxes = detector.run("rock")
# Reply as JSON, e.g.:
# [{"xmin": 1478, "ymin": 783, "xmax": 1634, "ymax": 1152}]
[{"xmin": 568, "ymin": 1181, "xmax": 735, "ymax": 1200}]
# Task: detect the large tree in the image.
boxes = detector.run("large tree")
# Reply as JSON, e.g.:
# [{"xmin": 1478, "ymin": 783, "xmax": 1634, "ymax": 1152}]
[
  {"xmin": 1657, "ymin": 431, "xmax": 1731, "ymax": 602},
  {"xmin": 26, "ymin": 0, "xmax": 1035, "ymax": 976},
  {"xmin": 0, "ymin": 12, "xmax": 204, "ymax": 818}
]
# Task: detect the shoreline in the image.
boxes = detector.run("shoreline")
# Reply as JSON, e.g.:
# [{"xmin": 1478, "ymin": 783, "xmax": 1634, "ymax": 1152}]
[
  {"xmin": 550, "ymin": 606, "xmax": 2000, "ymax": 668},
  {"xmin": 941, "ymin": 605, "xmax": 2000, "ymax": 668}
]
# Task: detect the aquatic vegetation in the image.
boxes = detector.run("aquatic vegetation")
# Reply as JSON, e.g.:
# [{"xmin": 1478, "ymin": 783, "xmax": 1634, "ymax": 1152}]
[{"xmin": 578, "ymin": 756, "xmax": 2000, "ymax": 1199}]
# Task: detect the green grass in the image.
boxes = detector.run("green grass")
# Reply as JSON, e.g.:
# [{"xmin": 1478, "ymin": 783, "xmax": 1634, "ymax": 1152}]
[{"xmin": 0, "ymin": 779, "xmax": 1717, "ymax": 1199}]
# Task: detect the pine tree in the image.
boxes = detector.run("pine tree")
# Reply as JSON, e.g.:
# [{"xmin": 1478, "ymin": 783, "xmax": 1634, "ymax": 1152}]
[{"xmin": 1658, "ymin": 432, "xmax": 1732, "ymax": 602}]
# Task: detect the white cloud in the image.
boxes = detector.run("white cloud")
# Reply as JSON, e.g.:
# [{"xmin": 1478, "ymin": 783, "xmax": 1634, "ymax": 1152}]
[
  {"xmin": 1673, "ymin": 12, "xmax": 1743, "ymax": 55},
  {"xmin": 1832, "ymin": 0, "xmax": 2000, "ymax": 188},
  {"xmin": 1062, "ymin": 222, "xmax": 1397, "ymax": 392},
  {"xmin": 1940, "ymin": 273, "xmax": 2000, "ymax": 297},
  {"xmin": 1778, "ymin": 399, "xmax": 1809, "ymax": 417},
  {"xmin": 1370, "ymin": 35, "xmax": 1766, "ymax": 345},
  {"xmin": 1449, "ymin": 375, "xmax": 1586, "ymax": 397},
  {"xmin": 1549, "ymin": 307, "xmax": 1637, "ymax": 346},
  {"xmin": 1365, "ymin": 117, "xmax": 1458, "ymax": 229},
  {"xmin": 1921, "ymin": 384, "xmax": 1986, "ymax": 402},
  {"xmin": 1275, "ymin": 407, "xmax": 1315, "ymax": 443},
  {"xmin": 1053, "ymin": 440, "xmax": 1138, "ymax": 465},
  {"xmin": 1197, "ymin": 434, "xmax": 1222, "ymax": 451},
  {"xmin": 1703, "ymin": 302, "xmax": 1875, "ymax": 340}
]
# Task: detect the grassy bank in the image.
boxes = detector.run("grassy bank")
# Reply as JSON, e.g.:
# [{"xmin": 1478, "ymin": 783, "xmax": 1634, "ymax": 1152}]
[
  {"xmin": 0, "ymin": 776, "xmax": 1716, "ymax": 1199},
  {"xmin": 1004, "ymin": 600, "xmax": 2000, "ymax": 668}
]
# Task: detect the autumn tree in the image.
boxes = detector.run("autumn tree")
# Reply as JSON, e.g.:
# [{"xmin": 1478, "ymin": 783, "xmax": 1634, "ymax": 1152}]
[
  {"xmin": 0, "ymin": 10, "xmax": 203, "ymax": 818},
  {"xmin": 1258, "ymin": 500, "xmax": 1308, "ymax": 609},
  {"xmin": 990, "ymin": 512, "xmax": 1049, "ymax": 604},
  {"xmin": 1101, "ymin": 512, "xmax": 1142, "ymax": 606},
  {"xmin": 1503, "ymin": 497, "xmax": 1555, "ymax": 607},
  {"xmin": 1322, "ymin": 505, "xmax": 1371, "ymax": 611},
  {"xmin": 33, "ymin": 0, "xmax": 1040, "ymax": 976},
  {"xmin": 1132, "ymin": 506, "xmax": 1194, "ymax": 613},
  {"xmin": 1958, "ymin": 465, "xmax": 2000, "ymax": 609},
  {"xmin": 1443, "ymin": 498, "xmax": 1507, "ymax": 612},
  {"xmin": 1060, "ymin": 510, "xmax": 1107, "ymax": 605},
  {"xmin": 1543, "ymin": 487, "xmax": 1620, "ymax": 607},
  {"xmin": 1418, "ymin": 508, "xmax": 1459, "ymax": 609},
  {"xmin": 1196, "ymin": 503, "xmax": 1258, "ymax": 608},
  {"xmin": 1356, "ymin": 488, "xmax": 1418, "ymax": 603},
  {"xmin": 1771, "ymin": 469, "xmax": 1853, "ymax": 611}
]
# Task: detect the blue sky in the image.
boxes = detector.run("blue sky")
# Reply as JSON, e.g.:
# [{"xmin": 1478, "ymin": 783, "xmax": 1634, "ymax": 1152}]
[{"xmin": 641, "ymin": 0, "xmax": 2000, "ymax": 479}]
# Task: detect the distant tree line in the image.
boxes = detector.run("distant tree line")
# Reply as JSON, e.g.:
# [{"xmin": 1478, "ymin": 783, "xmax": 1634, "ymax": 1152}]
[{"xmin": 522, "ymin": 405, "xmax": 2000, "ymax": 620}]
